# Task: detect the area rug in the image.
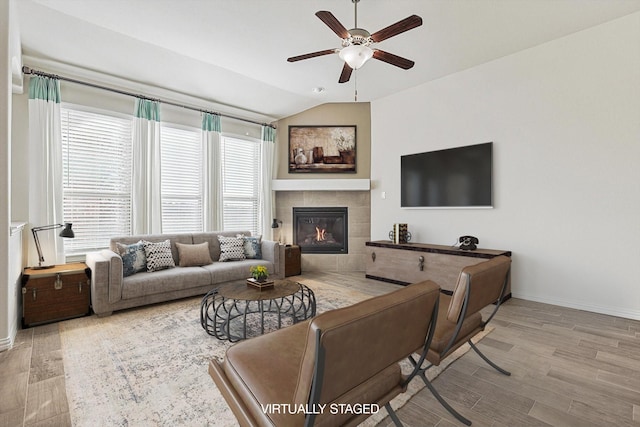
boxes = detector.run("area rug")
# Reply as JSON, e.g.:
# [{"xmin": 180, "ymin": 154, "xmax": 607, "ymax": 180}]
[{"xmin": 60, "ymin": 280, "xmax": 493, "ymax": 426}]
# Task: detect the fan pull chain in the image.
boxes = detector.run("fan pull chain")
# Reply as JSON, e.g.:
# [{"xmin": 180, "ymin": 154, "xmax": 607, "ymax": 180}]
[
  {"xmin": 354, "ymin": 70, "xmax": 358, "ymax": 102},
  {"xmin": 353, "ymin": 0, "xmax": 360, "ymax": 103}
]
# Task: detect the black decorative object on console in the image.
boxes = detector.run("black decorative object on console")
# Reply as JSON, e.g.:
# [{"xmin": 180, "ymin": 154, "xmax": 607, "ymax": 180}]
[{"xmin": 458, "ymin": 235, "xmax": 479, "ymax": 251}]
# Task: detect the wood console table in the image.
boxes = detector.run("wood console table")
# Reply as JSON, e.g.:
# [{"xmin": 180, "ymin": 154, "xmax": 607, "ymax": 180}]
[{"xmin": 365, "ymin": 241, "xmax": 512, "ymax": 298}]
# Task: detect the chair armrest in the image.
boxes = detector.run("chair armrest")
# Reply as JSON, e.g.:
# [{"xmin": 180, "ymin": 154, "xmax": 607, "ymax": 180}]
[
  {"xmin": 208, "ymin": 360, "xmax": 258, "ymax": 426},
  {"xmin": 260, "ymin": 240, "xmax": 285, "ymax": 279}
]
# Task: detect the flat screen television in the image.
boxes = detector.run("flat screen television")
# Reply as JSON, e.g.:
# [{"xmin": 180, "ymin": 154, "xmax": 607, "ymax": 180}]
[{"xmin": 401, "ymin": 142, "xmax": 493, "ymax": 208}]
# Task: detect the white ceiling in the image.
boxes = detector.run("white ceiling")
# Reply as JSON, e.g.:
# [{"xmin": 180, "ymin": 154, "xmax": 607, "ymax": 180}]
[{"xmin": 16, "ymin": 0, "xmax": 640, "ymax": 122}]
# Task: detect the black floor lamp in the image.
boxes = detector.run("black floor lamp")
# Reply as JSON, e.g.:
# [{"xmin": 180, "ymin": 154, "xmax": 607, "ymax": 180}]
[{"xmin": 31, "ymin": 223, "xmax": 75, "ymax": 270}]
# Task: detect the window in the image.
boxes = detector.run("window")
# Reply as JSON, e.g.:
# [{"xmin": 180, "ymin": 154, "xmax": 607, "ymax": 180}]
[
  {"xmin": 221, "ymin": 136, "xmax": 262, "ymax": 236},
  {"xmin": 160, "ymin": 124, "xmax": 203, "ymax": 233},
  {"xmin": 61, "ymin": 104, "xmax": 265, "ymax": 257},
  {"xmin": 61, "ymin": 106, "xmax": 132, "ymax": 256}
]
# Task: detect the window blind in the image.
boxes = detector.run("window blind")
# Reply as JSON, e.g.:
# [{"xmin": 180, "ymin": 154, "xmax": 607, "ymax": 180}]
[
  {"xmin": 160, "ymin": 125, "xmax": 203, "ymax": 233},
  {"xmin": 61, "ymin": 107, "xmax": 132, "ymax": 255},
  {"xmin": 221, "ymin": 136, "xmax": 261, "ymax": 236}
]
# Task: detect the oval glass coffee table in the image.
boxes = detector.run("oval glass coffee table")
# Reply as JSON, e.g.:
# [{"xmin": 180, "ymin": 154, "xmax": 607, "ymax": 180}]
[{"xmin": 200, "ymin": 279, "xmax": 316, "ymax": 342}]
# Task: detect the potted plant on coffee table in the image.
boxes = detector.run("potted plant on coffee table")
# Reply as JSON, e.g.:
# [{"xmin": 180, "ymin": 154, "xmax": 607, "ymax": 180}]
[
  {"xmin": 248, "ymin": 265, "xmax": 273, "ymax": 290},
  {"xmin": 250, "ymin": 265, "xmax": 269, "ymax": 282}
]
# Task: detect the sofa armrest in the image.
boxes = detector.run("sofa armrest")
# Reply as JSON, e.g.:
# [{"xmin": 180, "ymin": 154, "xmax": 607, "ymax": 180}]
[
  {"xmin": 86, "ymin": 249, "xmax": 124, "ymax": 316},
  {"xmin": 101, "ymin": 249, "xmax": 124, "ymax": 304},
  {"xmin": 261, "ymin": 240, "xmax": 285, "ymax": 279},
  {"xmin": 86, "ymin": 251, "xmax": 111, "ymax": 316}
]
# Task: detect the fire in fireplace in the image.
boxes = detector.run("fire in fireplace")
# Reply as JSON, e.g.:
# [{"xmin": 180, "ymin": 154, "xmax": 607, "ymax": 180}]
[{"xmin": 293, "ymin": 207, "xmax": 348, "ymax": 254}]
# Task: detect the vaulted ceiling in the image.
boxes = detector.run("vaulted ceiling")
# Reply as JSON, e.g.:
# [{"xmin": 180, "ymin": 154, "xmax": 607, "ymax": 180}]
[{"xmin": 16, "ymin": 0, "xmax": 640, "ymax": 122}]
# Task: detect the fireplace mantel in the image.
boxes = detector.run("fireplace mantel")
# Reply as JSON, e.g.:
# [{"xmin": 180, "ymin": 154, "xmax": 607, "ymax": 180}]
[{"xmin": 272, "ymin": 179, "xmax": 370, "ymax": 191}]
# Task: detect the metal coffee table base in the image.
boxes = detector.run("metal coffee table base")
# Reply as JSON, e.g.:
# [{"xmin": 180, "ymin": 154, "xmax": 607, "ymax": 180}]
[{"xmin": 200, "ymin": 282, "xmax": 316, "ymax": 342}]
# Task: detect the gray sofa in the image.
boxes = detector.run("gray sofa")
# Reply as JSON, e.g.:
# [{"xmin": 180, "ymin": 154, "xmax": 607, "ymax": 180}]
[{"xmin": 85, "ymin": 231, "xmax": 284, "ymax": 317}]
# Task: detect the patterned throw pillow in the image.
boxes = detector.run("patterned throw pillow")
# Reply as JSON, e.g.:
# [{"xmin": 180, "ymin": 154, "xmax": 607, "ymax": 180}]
[
  {"xmin": 240, "ymin": 235, "xmax": 262, "ymax": 259},
  {"xmin": 116, "ymin": 241, "xmax": 147, "ymax": 277},
  {"xmin": 217, "ymin": 235, "xmax": 246, "ymax": 262},
  {"xmin": 176, "ymin": 242, "xmax": 213, "ymax": 267},
  {"xmin": 143, "ymin": 240, "xmax": 176, "ymax": 272}
]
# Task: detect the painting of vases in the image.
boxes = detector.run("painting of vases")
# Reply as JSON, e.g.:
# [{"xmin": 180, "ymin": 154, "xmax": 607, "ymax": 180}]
[{"xmin": 288, "ymin": 125, "xmax": 357, "ymax": 173}]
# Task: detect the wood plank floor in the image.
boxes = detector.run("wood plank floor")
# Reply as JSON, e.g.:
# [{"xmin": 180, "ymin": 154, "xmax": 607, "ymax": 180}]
[{"xmin": 1, "ymin": 271, "xmax": 639, "ymax": 426}]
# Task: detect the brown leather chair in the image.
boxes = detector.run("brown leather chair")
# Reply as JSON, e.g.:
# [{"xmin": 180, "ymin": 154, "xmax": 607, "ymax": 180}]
[
  {"xmin": 209, "ymin": 280, "xmax": 441, "ymax": 427},
  {"xmin": 408, "ymin": 255, "xmax": 512, "ymax": 426}
]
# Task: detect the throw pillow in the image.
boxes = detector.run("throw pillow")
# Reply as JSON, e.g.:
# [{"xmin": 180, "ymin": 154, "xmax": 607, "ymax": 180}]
[
  {"xmin": 116, "ymin": 240, "xmax": 147, "ymax": 277},
  {"xmin": 143, "ymin": 239, "xmax": 176, "ymax": 272},
  {"xmin": 240, "ymin": 235, "xmax": 262, "ymax": 259},
  {"xmin": 217, "ymin": 235, "xmax": 246, "ymax": 262},
  {"xmin": 176, "ymin": 242, "xmax": 213, "ymax": 267}
]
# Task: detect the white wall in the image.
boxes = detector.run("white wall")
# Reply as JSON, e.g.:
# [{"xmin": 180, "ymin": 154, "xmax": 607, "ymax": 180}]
[
  {"xmin": 1, "ymin": 0, "xmax": 15, "ymax": 351},
  {"xmin": 371, "ymin": 12, "xmax": 640, "ymax": 320}
]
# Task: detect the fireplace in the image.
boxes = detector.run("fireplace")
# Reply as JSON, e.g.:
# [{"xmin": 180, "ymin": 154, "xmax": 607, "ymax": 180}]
[{"xmin": 293, "ymin": 207, "xmax": 348, "ymax": 254}]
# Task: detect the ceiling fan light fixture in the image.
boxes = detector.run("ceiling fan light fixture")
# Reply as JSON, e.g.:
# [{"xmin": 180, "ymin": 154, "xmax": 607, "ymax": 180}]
[
  {"xmin": 338, "ymin": 44, "xmax": 373, "ymax": 70},
  {"xmin": 288, "ymin": 5, "xmax": 422, "ymax": 84}
]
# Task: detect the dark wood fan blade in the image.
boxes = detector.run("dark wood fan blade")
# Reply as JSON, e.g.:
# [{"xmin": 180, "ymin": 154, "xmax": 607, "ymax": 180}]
[
  {"xmin": 338, "ymin": 63, "xmax": 353, "ymax": 83},
  {"xmin": 316, "ymin": 11, "xmax": 350, "ymax": 39},
  {"xmin": 287, "ymin": 49, "xmax": 337, "ymax": 62},
  {"xmin": 373, "ymin": 50, "xmax": 415, "ymax": 69},
  {"xmin": 370, "ymin": 15, "xmax": 422, "ymax": 43}
]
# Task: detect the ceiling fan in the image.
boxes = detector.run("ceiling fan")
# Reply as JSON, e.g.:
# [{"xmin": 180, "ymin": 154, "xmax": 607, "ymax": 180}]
[{"xmin": 287, "ymin": 0, "xmax": 422, "ymax": 83}]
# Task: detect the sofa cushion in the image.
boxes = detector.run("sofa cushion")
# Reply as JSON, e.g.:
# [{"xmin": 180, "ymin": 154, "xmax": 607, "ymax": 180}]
[
  {"xmin": 116, "ymin": 240, "xmax": 147, "ymax": 277},
  {"xmin": 203, "ymin": 260, "xmax": 272, "ymax": 284},
  {"xmin": 176, "ymin": 242, "xmax": 213, "ymax": 267},
  {"xmin": 218, "ymin": 235, "xmax": 246, "ymax": 262},
  {"xmin": 121, "ymin": 266, "xmax": 211, "ymax": 299},
  {"xmin": 143, "ymin": 239, "xmax": 176, "ymax": 272},
  {"xmin": 241, "ymin": 235, "xmax": 262, "ymax": 259}
]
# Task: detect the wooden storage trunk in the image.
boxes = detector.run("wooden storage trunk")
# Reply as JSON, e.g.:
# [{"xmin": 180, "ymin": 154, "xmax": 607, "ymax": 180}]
[
  {"xmin": 22, "ymin": 262, "xmax": 91, "ymax": 327},
  {"xmin": 284, "ymin": 245, "xmax": 301, "ymax": 277}
]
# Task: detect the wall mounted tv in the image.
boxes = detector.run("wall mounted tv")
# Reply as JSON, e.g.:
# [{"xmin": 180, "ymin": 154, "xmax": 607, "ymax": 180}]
[{"xmin": 401, "ymin": 142, "xmax": 493, "ymax": 208}]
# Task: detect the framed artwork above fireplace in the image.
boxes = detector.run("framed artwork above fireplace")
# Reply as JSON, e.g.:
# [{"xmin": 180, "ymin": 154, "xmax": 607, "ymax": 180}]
[{"xmin": 288, "ymin": 125, "xmax": 356, "ymax": 173}]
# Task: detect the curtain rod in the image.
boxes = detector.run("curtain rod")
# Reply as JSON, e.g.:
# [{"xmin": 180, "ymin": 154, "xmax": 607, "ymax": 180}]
[{"xmin": 21, "ymin": 66, "xmax": 276, "ymax": 129}]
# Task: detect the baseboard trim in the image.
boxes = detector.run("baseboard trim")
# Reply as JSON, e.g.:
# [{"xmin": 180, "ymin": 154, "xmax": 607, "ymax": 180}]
[
  {"xmin": 0, "ymin": 330, "xmax": 16, "ymax": 352},
  {"xmin": 365, "ymin": 274, "xmax": 409, "ymax": 286},
  {"xmin": 513, "ymin": 292, "xmax": 640, "ymax": 321}
]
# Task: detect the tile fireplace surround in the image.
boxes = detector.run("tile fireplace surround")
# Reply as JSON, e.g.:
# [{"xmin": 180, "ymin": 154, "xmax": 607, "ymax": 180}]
[{"xmin": 274, "ymin": 190, "xmax": 370, "ymax": 272}]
